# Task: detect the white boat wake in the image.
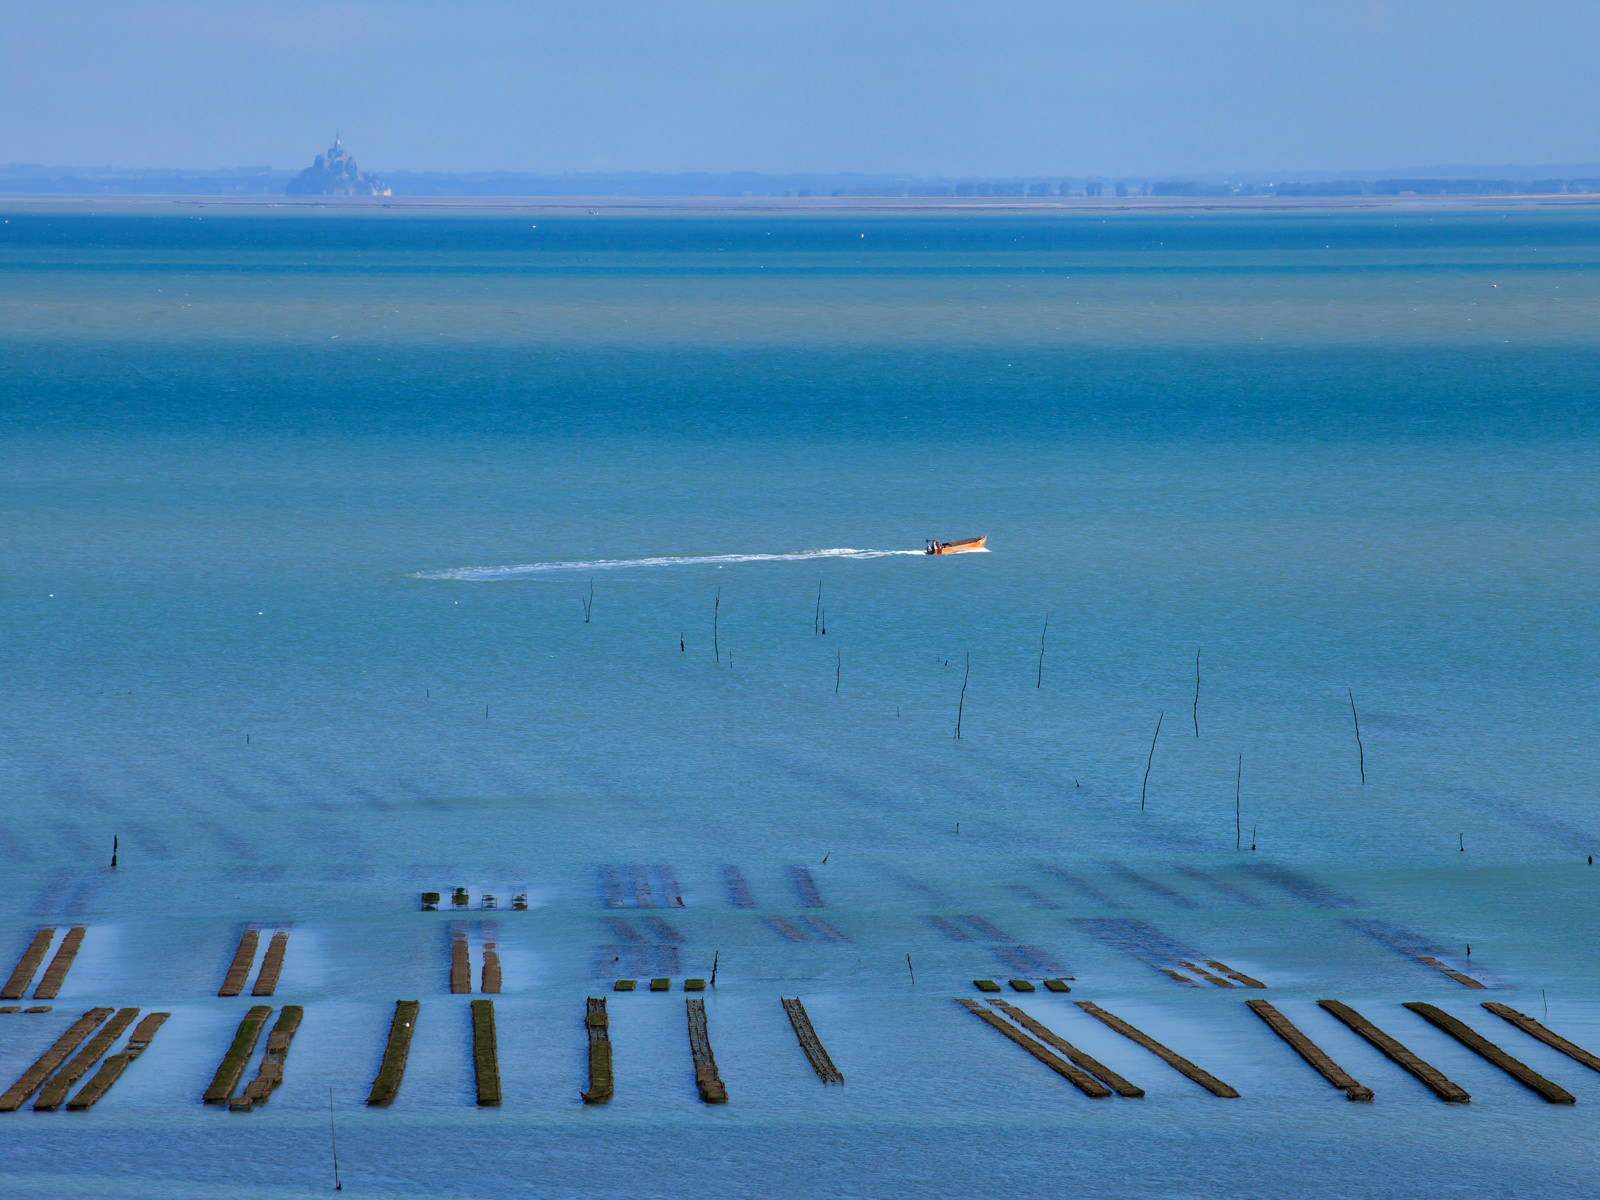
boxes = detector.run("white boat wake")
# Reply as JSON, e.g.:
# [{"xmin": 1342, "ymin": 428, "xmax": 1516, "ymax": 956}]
[{"xmin": 415, "ymin": 547, "xmax": 936, "ymax": 581}]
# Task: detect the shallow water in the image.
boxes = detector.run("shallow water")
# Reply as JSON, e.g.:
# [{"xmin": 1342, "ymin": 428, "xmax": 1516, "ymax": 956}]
[{"xmin": 1, "ymin": 204, "xmax": 1598, "ymax": 1197}]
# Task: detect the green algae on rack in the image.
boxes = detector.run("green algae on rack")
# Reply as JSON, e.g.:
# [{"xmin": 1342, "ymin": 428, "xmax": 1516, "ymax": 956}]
[
  {"xmin": 1404, "ymin": 1002, "xmax": 1573, "ymax": 1104},
  {"xmin": 219, "ymin": 929, "xmax": 260, "ymax": 997},
  {"xmin": 583, "ymin": 998, "xmax": 614, "ymax": 1104},
  {"xmin": 1074, "ymin": 1001, "xmax": 1239, "ymax": 1097},
  {"xmin": 957, "ymin": 998, "xmax": 1111, "ymax": 1097},
  {"xmin": 2, "ymin": 930, "xmax": 55, "ymax": 1001},
  {"xmin": 481, "ymin": 942, "xmax": 502, "ymax": 994},
  {"xmin": 35, "ymin": 1007, "xmax": 139, "ymax": 1111},
  {"xmin": 1245, "ymin": 999, "xmax": 1371, "ymax": 1100},
  {"xmin": 204, "ymin": 1006, "xmax": 273, "ymax": 1105},
  {"xmin": 686, "ymin": 998, "xmax": 727, "ymax": 1103},
  {"xmin": 472, "ymin": 1000, "xmax": 501, "ymax": 1106},
  {"xmin": 1318, "ymin": 1000, "xmax": 1469, "ymax": 1103},
  {"xmin": 238, "ymin": 1006, "xmax": 304, "ymax": 1108},
  {"xmin": 367, "ymin": 1001, "xmax": 420, "ymax": 1106},
  {"xmin": 33, "ymin": 926, "xmax": 86, "ymax": 1000},
  {"xmin": 450, "ymin": 931, "xmax": 471, "ymax": 994},
  {"xmin": 782, "ymin": 997, "xmax": 843, "ymax": 1084},
  {"xmin": 0, "ymin": 1007, "xmax": 114, "ymax": 1111},
  {"xmin": 986, "ymin": 999, "xmax": 1142, "ymax": 1096},
  {"xmin": 67, "ymin": 1012, "xmax": 169, "ymax": 1111}
]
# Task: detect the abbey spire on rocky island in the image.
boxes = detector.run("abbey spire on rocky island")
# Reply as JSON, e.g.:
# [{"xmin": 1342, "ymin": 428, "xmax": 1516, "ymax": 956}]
[{"xmin": 286, "ymin": 135, "xmax": 390, "ymax": 196}]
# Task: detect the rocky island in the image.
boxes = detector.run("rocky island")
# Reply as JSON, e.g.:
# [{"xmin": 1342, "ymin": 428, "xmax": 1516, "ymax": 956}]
[{"xmin": 286, "ymin": 136, "xmax": 390, "ymax": 196}]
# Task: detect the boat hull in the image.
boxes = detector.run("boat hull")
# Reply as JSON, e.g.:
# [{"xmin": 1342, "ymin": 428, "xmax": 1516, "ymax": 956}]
[{"xmin": 927, "ymin": 536, "xmax": 986, "ymax": 555}]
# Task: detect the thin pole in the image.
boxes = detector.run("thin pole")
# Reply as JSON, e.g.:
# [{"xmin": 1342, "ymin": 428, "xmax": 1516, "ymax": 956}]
[
  {"xmin": 835, "ymin": 647, "xmax": 841, "ymax": 695},
  {"xmin": 954, "ymin": 653, "xmax": 970, "ymax": 739},
  {"xmin": 1348, "ymin": 688, "xmax": 1365, "ymax": 785},
  {"xmin": 329, "ymin": 1087, "xmax": 342, "ymax": 1191},
  {"xmin": 1037, "ymin": 612, "xmax": 1048, "ymax": 688},
  {"xmin": 815, "ymin": 581, "xmax": 821, "ymax": 635},
  {"xmin": 1193, "ymin": 647, "xmax": 1201, "ymax": 737},
  {"xmin": 111, "ymin": 835, "xmax": 118, "ymax": 870},
  {"xmin": 713, "ymin": 587, "xmax": 721, "ymax": 664},
  {"xmin": 1141, "ymin": 711, "xmax": 1163, "ymax": 811},
  {"xmin": 1235, "ymin": 754, "xmax": 1242, "ymax": 849}
]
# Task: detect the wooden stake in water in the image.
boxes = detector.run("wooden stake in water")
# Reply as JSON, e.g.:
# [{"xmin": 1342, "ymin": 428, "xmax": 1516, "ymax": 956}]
[
  {"xmin": 1141, "ymin": 711, "xmax": 1164, "ymax": 811},
  {"xmin": 1348, "ymin": 688, "xmax": 1366, "ymax": 785},
  {"xmin": 329, "ymin": 1086, "xmax": 342, "ymax": 1191},
  {"xmin": 1193, "ymin": 647, "xmax": 1201, "ymax": 736},
  {"xmin": 713, "ymin": 588, "xmax": 721, "ymax": 663},
  {"xmin": 581, "ymin": 579, "xmax": 594, "ymax": 623},
  {"xmin": 111, "ymin": 835, "xmax": 117, "ymax": 871},
  {"xmin": 1037, "ymin": 612, "xmax": 1048, "ymax": 688},
  {"xmin": 711, "ymin": 950, "xmax": 718, "ymax": 988},
  {"xmin": 1235, "ymin": 755, "xmax": 1242, "ymax": 850},
  {"xmin": 907, "ymin": 954, "xmax": 915, "ymax": 986},
  {"xmin": 815, "ymin": 581, "xmax": 822, "ymax": 635},
  {"xmin": 835, "ymin": 647, "xmax": 841, "ymax": 694},
  {"xmin": 954, "ymin": 653, "xmax": 970, "ymax": 739}
]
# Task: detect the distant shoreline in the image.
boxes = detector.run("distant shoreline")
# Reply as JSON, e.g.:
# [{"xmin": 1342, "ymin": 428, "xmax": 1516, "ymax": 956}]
[{"xmin": 5, "ymin": 192, "xmax": 1600, "ymax": 214}]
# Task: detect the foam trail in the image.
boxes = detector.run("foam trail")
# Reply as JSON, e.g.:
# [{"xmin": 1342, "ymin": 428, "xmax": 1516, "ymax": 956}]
[{"xmin": 416, "ymin": 547, "xmax": 941, "ymax": 581}]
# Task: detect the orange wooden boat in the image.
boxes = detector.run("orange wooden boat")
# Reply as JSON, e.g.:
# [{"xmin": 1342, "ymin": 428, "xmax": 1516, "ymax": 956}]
[{"xmin": 925, "ymin": 536, "xmax": 987, "ymax": 555}]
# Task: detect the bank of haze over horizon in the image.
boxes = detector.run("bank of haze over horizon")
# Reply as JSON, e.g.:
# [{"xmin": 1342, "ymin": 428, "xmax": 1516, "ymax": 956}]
[
  {"xmin": 9, "ymin": 150, "xmax": 1600, "ymax": 200},
  {"xmin": 3, "ymin": 4, "xmax": 1595, "ymax": 180}
]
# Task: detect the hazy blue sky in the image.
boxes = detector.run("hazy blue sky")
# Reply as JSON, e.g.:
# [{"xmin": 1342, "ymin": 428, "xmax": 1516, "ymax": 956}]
[{"xmin": 4, "ymin": 1, "xmax": 1597, "ymax": 176}]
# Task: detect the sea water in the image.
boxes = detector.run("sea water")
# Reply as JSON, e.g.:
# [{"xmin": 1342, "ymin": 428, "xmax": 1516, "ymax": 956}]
[{"xmin": 2, "ymin": 204, "xmax": 1600, "ymax": 1197}]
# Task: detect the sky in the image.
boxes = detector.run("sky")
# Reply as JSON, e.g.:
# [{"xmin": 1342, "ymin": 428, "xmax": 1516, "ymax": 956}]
[{"xmin": 3, "ymin": 0, "xmax": 1598, "ymax": 177}]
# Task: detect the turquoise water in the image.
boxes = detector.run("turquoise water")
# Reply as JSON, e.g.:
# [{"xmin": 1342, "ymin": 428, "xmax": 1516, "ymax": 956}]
[{"xmin": 3, "ymin": 205, "xmax": 1600, "ymax": 1197}]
